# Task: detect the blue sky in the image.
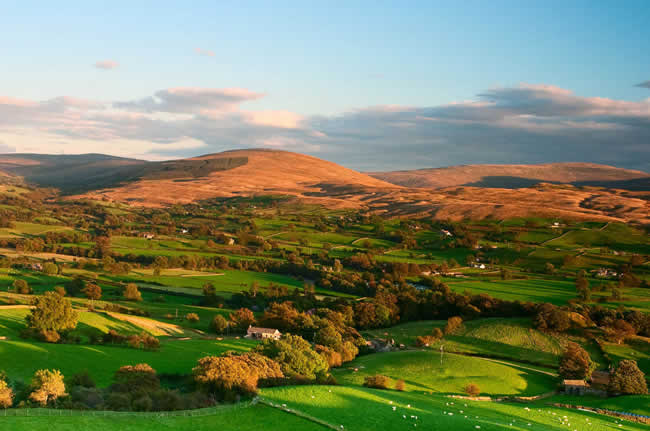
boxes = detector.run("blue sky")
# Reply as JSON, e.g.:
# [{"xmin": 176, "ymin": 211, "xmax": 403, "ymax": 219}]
[{"xmin": 1, "ymin": 1, "xmax": 649, "ymax": 170}]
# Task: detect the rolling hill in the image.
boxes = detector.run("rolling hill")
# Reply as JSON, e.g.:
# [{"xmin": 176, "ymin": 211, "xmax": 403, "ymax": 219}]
[
  {"xmin": 369, "ymin": 162, "xmax": 650, "ymax": 190},
  {"xmin": 1, "ymin": 149, "xmax": 647, "ymax": 223}
]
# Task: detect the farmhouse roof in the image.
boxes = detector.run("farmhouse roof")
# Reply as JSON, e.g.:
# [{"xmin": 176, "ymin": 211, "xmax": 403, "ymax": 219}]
[
  {"xmin": 248, "ymin": 326, "xmax": 280, "ymax": 334},
  {"xmin": 563, "ymin": 379, "xmax": 588, "ymax": 387}
]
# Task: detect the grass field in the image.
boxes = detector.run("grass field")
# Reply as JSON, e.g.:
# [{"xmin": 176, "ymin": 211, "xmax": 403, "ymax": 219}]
[
  {"xmin": 332, "ymin": 350, "xmax": 557, "ymax": 396},
  {"xmin": 0, "ymin": 403, "xmax": 325, "ymax": 431},
  {"xmin": 0, "ymin": 308, "xmax": 256, "ymax": 386},
  {"xmin": 362, "ymin": 318, "xmax": 608, "ymax": 368},
  {"xmin": 446, "ymin": 278, "xmax": 577, "ymax": 305},
  {"xmin": 261, "ymin": 385, "xmax": 648, "ymax": 431}
]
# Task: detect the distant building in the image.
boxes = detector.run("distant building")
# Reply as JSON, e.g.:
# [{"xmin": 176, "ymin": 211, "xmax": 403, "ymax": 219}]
[
  {"xmin": 246, "ymin": 326, "xmax": 281, "ymax": 340},
  {"xmin": 590, "ymin": 371, "xmax": 610, "ymax": 388},
  {"xmin": 563, "ymin": 379, "xmax": 589, "ymax": 395},
  {"xmin": 142, "ymin": 233, "xmax": 155, "ymax": 240}
]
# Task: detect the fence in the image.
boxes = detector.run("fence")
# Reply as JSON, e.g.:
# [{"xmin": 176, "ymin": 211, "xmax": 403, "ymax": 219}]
[{"xmin": 0, "ymin": 399, "xmax": 255, "ymax": 418}]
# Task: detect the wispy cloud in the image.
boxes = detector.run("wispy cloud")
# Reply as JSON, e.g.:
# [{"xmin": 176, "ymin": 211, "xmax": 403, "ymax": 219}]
[
  {"xmin": 94, "ymin": 60, "xmax": 119, "ymax": 70},
  {"xmin": 0, "ymin": 84, "xmax": 648, "ymax": 171},
  {"xmin": 194, "ymin": 48, "xmax": 215, "ymax": 57},
  {"xmin": 636, "ymin": 80, "xmax": 650, "ymax": 89}
]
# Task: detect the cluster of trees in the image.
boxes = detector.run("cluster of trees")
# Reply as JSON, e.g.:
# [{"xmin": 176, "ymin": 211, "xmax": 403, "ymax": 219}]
[{"xmin": 0, "ymin": 365, "xmax": 213, "ymax": 411}]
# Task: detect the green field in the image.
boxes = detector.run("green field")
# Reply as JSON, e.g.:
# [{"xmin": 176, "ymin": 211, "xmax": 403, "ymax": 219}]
[
  {"xmin": 0, "ymin": 308, "xmax": 256, "ymax": 386},
  {"xmin": 261, "ymin": 385, "xmax": 647, "ymax": 431},
  {"xmin": 332, "ymin": 350, "xmax": 557, "ymax": 396},
  {"xmin": 0, "ymin": 403, "xmax": 325, "ymax": 431}
]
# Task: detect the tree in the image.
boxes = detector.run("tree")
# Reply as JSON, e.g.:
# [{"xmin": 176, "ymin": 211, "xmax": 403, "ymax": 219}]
[
  {"xmin": 255, "ymin": 334, "xmax": 329, "ymax": 380},
  {"xmin": 545, "ymin": 262, "xmax": 556, "ymax": 275},
  {"xmin": 210, "ymin": 315, "xmax": 229, "ymax": 334},
  {"xmin": 464, "ymin": 383, "xmax": 481, "ymax": 397},
  {"xmin": 0, "ymin": 375, "xmax": 13, "ymax": 408},
  {"xmin": 558, "ymin": 342, "xmax": 594, "ymax": 380},
  {"xmin": 444, "ymin": 316, "xmax": 463, "ymax": 335},
  {"xmin": 82, "ymin": 283, "xmax": 102, "ymax": 301},
  {"xmin": 12, "ymin": 279, "xmax": 31, "ymax": 294},
  {"xmin": 608, "ymin": 360, "xmax": 648, "ymax": 395},
  {"xmin": 27, "ymin": 291, "xmax": 78, "ymax": 335},
  {"xmin": 576, "ymin": 277, "xmax": 591, "ymax": 301},
  {"xmin": 123, "ymin": 283, "xmax": 142, "ymax": 302},
  {"xmin": 229, "ymin": 308, "xmax": 255, "ymax": 332},
  {"xmin": 29, "ymin": 369, "xmax": 66, "ymax": 406},
  {"xmin": 534, "ymin": 303, "xmax": 571, "ymax": 332},
  {"xmin": 193, "ymin": 353, "xmax": 283, "ymax": 399},
  {"xmin": 42, "ymin": 262, "xmax": 59, "ymax": 275},
  {"xmin": 606, "ymin": 320, "xmax": 636, "ymax": 344}
]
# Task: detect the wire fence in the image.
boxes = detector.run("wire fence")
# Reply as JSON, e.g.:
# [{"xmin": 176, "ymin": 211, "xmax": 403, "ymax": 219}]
[{"xmin": 0, "ymin": 399, "xmax": 255, "ymax": 418}]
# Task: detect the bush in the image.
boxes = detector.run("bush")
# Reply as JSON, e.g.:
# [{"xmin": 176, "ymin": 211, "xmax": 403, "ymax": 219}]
[
  {"xmin": 186, "ymin": 313, "xmax": 200, "ymax": 323},
  {"xmin": 363, "ymin": 374, "xmax": 391, "ymax": 389},
  {"xmin": 395, "ymin": 379, "xmax": 405, "ymax": 391},
  {"xmin": 38, "ymin": 329, "xmax": 61, "ymax": 343},
  {"xmin": 68, "ymin": 370, "xmax": 96, "ymax": 388},
  {"xmin": 464, "ymin": 383, "xmax": 481, "ymax": 397}
]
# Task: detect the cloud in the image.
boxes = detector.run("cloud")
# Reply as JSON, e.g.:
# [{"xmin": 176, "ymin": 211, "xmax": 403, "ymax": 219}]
[
  {"xmin": 114, "ymin": 87, "xmax": 263, "ymax": 114},
  {"xmin": 94, "ymin": 60, "xmax": 119, "ymax": 70},
  {"xmin": 194, "ymin": 48, "xmax": 215, "ymax": 57},
  {"xmin": 0, "ymin": 84, "xmax": 648, "ymax": 172},
  {"xmin": 636, "ymin": 81, "xmax": 650, "ymax": 89}
]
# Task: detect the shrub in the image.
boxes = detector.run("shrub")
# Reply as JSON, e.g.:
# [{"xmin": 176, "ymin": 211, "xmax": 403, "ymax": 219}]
[
  {"xmin": 608, "ymin": 360, "xmax": 648, "ymax": 395},
  {"xmin": 38, "ymin": 329, "xmax": 61, "ymax": 343},
  {"xmin": 186, "ymin": 313, "xmax": 200, "ymax": 323},
  {"xmin": 54, "ymin": 286, "xmax": 66, "ymax": 296},
  {"xmin": 363, "ymin": 374, "xmax": 391, "ymax": 389},
  {"xmin": 395, "ymin": 379, "xmax": 405, "ymax": 391},
  {"xmin": 68, "ymin": 370, "xmax": 96, "ymax": 388},
  {"xmin": 112, "ymin": 364, "xmax": 160, "ymax": 394},
  {"xmin": 464, "ymin": 383, "xmax": 481, "ymax": 397}
]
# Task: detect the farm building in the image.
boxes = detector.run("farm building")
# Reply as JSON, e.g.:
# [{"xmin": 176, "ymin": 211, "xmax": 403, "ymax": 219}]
[
  {"xmin": 563, "ymin": 379, "xmax": 589, "ymax": 395},
  {"xmin": 246, "ymin": 326, "xmax": 281, "ymax": 340},
  {"xmin": 590, "ymin": 371, "xmax": 610, "ymax": 388}
]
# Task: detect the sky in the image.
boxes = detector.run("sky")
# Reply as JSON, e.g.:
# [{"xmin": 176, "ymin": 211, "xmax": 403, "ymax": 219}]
[{"xmin": 1, "ymin": 0, "xmax": 649, "ymax": 171}]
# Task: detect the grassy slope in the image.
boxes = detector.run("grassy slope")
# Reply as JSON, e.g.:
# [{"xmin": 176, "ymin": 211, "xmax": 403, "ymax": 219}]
[
  {"xmin": 261, "ymin": 385, "xmax": 648, "ymax": 431},
  {"xmin": 0, "ymin": 404, "xmax": 326, "ymax": 431},
  {"xmin": 332, "ymin": 351, "xmax": 557, "ymax": 396},
  {"xmin": 0, "ymin": 308, "xmax": 256, "ymax": 386}
]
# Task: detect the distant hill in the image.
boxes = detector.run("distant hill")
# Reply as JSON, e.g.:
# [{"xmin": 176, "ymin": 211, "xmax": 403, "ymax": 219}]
[
  {"xmin": 369, "ymin": 163, "xmax": 650, "ymax": 191},
  {"xmin": 0, "ymin": 153, "xmax": 249, "ymax": 193},
  {"xmin": 1, "ymin": 150, "xmax": 647, "ymax": 223},
  {"xmin": 74, "ymin": 149, "xmax": 399, "ymax": 207}
]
